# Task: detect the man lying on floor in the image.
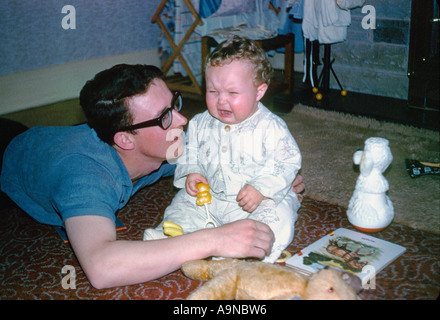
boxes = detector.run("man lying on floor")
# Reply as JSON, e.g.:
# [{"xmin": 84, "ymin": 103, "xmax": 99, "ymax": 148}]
[{"xmin": 0, "ymin": 64, "xmax": 304, "ymax": 289}]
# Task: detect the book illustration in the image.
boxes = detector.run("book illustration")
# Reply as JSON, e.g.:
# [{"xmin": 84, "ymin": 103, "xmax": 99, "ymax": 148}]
[
  {"xmin": 286, "ymin": 228, "xmax": 406, "ymax": 286},
  {"xmin": 302, "ymin": 235, "xmax": 381, "ymax": 274}
]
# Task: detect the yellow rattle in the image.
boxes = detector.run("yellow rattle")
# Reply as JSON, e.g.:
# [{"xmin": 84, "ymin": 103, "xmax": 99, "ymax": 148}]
[
  {"xmin": 163, "ymin": 221, "xmax": 183, "ymax": 237},
  {"xmin": 196, "ymin": 183, "xmax": 212, "ymax": 205},
  {"xmin": 196, "ymin": 183, "xmax": 216, "ymax": 228}
]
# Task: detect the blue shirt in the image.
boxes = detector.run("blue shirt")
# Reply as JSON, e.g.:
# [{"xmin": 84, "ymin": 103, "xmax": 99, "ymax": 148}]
[{"xmin": 0, "ymin": 124, "xmax": 175, "ymax": 227}]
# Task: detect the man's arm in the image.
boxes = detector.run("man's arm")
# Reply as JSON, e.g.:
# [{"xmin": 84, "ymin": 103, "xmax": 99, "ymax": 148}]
[{"xmin": 65, "ymin": 215, "xmax": 274, "ymax": 289}]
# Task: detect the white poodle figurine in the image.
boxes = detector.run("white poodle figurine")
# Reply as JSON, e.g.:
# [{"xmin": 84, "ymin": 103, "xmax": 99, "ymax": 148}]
[{"xmin": 347, "ymin": 137, "xmax": 394, "ymax": 232}]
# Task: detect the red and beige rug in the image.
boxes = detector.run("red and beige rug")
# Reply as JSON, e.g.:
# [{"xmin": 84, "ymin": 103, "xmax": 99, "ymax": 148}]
[{"xmin": 0, "ymin": 177, "xmax": 438, "ymax": 300}]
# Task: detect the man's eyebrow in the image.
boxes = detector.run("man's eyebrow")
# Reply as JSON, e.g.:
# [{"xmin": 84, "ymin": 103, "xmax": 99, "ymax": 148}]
[
  {"xmin": 155, "ymin": 105, "xmax": 169, "ymax": 118},
  {"xmin": 156, "ymin": 94, "xmax": 174, "ymax": 117}
]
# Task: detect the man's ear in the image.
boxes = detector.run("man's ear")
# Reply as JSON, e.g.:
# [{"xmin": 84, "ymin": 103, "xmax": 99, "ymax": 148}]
[
  {"xmin": 256, "ymin": 83, "xmax": 268, "ymax": 101},
  {"xmin": 113, "ymin": 131, "xmax": 135, "ymax": 150}
]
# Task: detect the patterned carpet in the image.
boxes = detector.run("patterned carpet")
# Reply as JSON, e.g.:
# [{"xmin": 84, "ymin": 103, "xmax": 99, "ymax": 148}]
[{"xmin": 0, "ymin": 177, "xmax": 438, "ymax": 300}]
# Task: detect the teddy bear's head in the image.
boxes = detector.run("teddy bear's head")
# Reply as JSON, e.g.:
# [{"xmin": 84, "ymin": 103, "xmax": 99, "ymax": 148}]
[{"xmin": 305, "ymin": 267, "xmax": 361, "ymax": 300}]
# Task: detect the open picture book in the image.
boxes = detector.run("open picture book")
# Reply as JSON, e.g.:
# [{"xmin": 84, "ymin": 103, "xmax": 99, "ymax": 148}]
[{"xmin": 285, "ymin": 228, "xmax": 406, "ymax": 286}]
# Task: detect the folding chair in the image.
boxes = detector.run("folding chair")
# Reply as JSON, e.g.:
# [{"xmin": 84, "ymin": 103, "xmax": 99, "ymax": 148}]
[{"xmin": 151, "ymin": 0, "xmax": 204, "ymax": 94}]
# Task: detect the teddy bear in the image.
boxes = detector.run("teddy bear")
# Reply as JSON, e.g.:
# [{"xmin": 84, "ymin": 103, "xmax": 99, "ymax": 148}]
[{"xmin": 181, "ymin": 259, "xmax": 361, "ymax": 300}]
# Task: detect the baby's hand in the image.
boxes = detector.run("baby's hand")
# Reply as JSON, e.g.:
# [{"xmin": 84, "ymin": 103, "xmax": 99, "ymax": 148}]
[
  {"xmin": 186, "ymin": 173, "xmax": 208, "ymax": 196},
  {"xmin": 236, "ymin": 184, "xmax": 265, "ymax": 213}
]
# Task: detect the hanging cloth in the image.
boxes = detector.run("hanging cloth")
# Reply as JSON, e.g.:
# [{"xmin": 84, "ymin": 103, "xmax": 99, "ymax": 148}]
[
  {"xmin": 199, "ymin": 0, "xmax": 223, "ymax": 18},
  {"xmin": 302, "ymin": 0, "xmax": 350, "ymax": 44},
  {"xmin": 276, "ymin": 0, "xmax": 305, "ymax": 52}
]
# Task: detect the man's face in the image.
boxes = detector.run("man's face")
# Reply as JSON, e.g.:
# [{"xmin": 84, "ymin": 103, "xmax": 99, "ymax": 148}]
[{"xmin": 126, "ymin": 79, "xmax": 188, "ymax": 162}]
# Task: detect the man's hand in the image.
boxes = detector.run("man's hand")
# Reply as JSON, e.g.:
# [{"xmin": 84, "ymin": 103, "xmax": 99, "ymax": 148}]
[
  {"xmin": 209, "ymin": 219, "xmax": 275, "ymax": 259},
  {"xmin": 236, "ymin": 184, "xmax": 265, "ymax": 213},
  {"xmin": 292, "ymin": 174, "xmax": 305, "ymax": 202}
]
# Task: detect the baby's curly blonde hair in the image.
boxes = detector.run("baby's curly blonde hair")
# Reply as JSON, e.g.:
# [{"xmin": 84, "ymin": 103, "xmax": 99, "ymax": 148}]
[{"xmin": 205, "ymin": 35, "xmax": 274, "ymax": 86}]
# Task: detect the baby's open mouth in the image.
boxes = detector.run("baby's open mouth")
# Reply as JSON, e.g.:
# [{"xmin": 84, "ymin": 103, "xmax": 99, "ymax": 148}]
[{"xmin": 218, "ymin": 109, "xmax": 232, "ymax": 117}]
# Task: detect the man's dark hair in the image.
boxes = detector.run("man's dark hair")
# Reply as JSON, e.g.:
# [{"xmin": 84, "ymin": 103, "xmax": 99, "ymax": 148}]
[{"xmin": 80, "ymin": 64, "xmax": 164, "ymax": 145}]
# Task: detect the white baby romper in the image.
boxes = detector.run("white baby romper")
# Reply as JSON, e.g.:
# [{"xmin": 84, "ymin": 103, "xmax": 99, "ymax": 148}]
[{"xmin": 144, "ymin": 103, "xmax": 302, "ymax": 263}]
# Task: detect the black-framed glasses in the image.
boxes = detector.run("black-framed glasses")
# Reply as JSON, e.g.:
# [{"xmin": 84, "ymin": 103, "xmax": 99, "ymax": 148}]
[{"xmin": 120, "ymin": 91, "xmax": 183, "ymax": 131}]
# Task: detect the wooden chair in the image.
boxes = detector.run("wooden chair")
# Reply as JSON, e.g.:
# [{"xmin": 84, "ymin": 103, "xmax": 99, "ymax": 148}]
[
  {"xmin": 151, "ymin": 0, "xmax": 203, "ymax": 94},
  {"xmin": 152, "ymin": 0, "xmax": 294, "ymax": 97}
]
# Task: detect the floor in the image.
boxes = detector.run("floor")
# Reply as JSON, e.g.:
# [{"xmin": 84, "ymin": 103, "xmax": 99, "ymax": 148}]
[{"xmin": 270, "ymin": 73, "xmax": 439, "ymax": 131}]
